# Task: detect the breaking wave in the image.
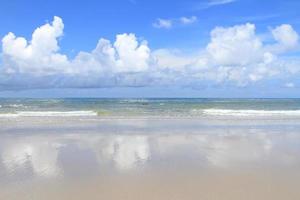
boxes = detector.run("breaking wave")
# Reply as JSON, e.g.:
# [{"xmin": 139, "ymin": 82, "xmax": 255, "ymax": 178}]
[
  {"xmin": 0, "ymin": 111, "xmax": 98, "ymax": 117},
  {"xmin": 202, "ymin": 109, "xmax": 300, "ymax": 116}
]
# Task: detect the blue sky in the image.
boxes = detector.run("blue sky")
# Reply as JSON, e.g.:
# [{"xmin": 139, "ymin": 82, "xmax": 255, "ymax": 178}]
[{"xmin": 0, "ymin": 0, "xmax": 300, "ymax": 97}]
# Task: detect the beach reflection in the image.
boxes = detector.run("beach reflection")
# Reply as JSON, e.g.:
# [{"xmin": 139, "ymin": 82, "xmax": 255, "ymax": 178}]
[
  {"xmin": 95, "ymin": 136, "xmax": 150, "ymax": 170},
  {"xmin": 1, "ymin": 128, "xmax": 300, "ymax": 182},
  {"xmin": 2, "ymin": 137, "xmax": 62, "ymax": 179}
]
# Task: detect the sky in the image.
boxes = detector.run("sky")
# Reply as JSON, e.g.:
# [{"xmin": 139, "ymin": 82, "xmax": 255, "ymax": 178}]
[{"xmin": 0, "ymin": 0, "xmax": 300, "ymax": 97}]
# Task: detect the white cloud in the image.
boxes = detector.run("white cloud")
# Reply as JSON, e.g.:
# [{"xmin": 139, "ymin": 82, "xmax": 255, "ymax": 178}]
[
  {"xmin": 2, "ymin": 16, "xmax": 68, "ymax": 75},
  {"xmin": 0, "ymin": 16, "xmax": 300, "ymax": 89},
  {"xmin": 180, "ymin": 16, "xmax": 197, "ymax": 25},
  {"xmin": 153, "ymin": 49, "xmax": 196, "ymax": 71},
  {"xmin": 72, "ymin": 33, "xmax": 151, "ymax": 76},
  {"xmin": 193, "ymin": 23, "xmax": 299, "ymax": 84},
  {"xmin": 206, "ymin": 23, "xmax": 263, "ymax": 66},
  {"xmin": 153, "ymin": 16, "xmax": 198, "ymax": 29},
  {"xmin": 208, "ymin": 0, "xmax": 236, "ymax": 6},
  {"xmin": 198, "ymin": 0, "xmax": 236, "ymax": 9},
  {"xmin": 152, "ymin": 18, "xmax": 172, "ymax": 29},
  {"xmin": 285, "ymin": 82, "xmax": 295, "ymax": 88},
  {"xmin": 2, "ymin": 17, "xmax": 151, "ymax": 78},
  {"xmin": 271, "ymin": 24, "xmax": 299, "ymax": 53},
  {"xmin": 114, "ymin": 33, "xmax": 151, "ymax": 72}
]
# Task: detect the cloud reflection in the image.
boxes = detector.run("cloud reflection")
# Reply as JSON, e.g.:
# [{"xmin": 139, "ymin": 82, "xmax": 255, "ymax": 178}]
[
  {"xmin": 2, "ymin": 138, "xmax": 62, "ymax": 178},
  {"xmin": 100, "ymin": 136, "xmax": 150, "ymax": 170},
  {"xmin": 1, "ymin": 129, "xmax": 299, "ymax": 182}
]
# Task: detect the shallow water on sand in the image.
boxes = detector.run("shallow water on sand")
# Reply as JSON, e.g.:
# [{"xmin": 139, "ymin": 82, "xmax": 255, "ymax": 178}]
[{"xmin": 0, "ymin": 117, "xmax": 300, "ymax": 200}]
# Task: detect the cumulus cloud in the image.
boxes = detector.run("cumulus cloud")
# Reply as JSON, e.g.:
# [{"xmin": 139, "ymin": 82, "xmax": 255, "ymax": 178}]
[
  {"xmin": 206, "ymin": 23, "xmax": 263, "ymax": 66},
  {"xmin": 190, "ymin": 23, "xmax": 299, "ymax": 85},
  {"xmin": 153, "ymin": 49, "xmax": 197, "ymax": 71},
  {"xmin": 72, "ymin": 33, "xmax": 151, "ymax": 74},
  {"xmin": 1, "ymin": 17, "xmax": 153, "ymax": 88},
  {"xmin": 0, "ymin": 16, "xmax": 299, "ymax": 89},
  {"xmin": 271, "ymin": 24, "xmax": 299, "ymax": 53},
  {"xmin": 2, "ymin": 16, "xmax": 68, "ymax": 75}
]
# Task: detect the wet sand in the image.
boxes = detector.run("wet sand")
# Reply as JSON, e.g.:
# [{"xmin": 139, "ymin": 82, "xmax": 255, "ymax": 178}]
[
  {"xmin": 0, "ymin": 117, "xmax": 300, "ymax": 199},
  {"xmin": 2, "ymin": 170, "xmax": 300, "ymax": 200}
]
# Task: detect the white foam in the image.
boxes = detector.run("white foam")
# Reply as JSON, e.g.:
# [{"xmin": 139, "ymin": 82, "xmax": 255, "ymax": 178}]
[
  {"xmin": 203, "ymin": 109, "xmax": 300, "ymax": 116},
  {"xmin": 121, "ymin": 99, "xmax": 149, "ymax": 103},
  {"xmin": 0, "ymin": 111, "xmax": 98, "ymax": 118},
  {"xmin": 8, "ymin": 104, "xmax": 25, "ymax": 108}
]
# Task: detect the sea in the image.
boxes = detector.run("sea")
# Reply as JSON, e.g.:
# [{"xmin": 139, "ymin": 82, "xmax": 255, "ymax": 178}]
[{"xmin": 1, "ymin": 98, "xmax": 300, "ymax": 118}]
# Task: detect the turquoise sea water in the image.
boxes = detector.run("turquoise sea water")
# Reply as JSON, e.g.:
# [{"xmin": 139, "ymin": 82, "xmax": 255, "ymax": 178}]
[{"xmin": 1, "ymin": 98, "xmax": 300, "ymax": 117}]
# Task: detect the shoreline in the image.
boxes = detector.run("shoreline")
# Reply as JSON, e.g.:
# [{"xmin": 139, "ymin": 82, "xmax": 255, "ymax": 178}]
[{"xmin": 1, "ymin": 110, "xmax": 300, "ymax": 199}]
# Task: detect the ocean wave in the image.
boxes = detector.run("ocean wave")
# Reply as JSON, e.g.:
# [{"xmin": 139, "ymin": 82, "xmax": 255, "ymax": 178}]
[
  {"xmin": 0, "ymin": 111, "xmax": 98, "ymax": 117},
  {"xmin": 202, "ymin": 109, "xmax": 300, "ymax": 116},
  {"xmin": 120, "ymin": 99, "xmax": 149, "ymax": 103},
  {"xmin": 0, "ymin": 104, "xmax": 26, "ymax": 109},
  {"xmin": 7, "ymin": 104, "xmax": 26, "ymax": 108}
]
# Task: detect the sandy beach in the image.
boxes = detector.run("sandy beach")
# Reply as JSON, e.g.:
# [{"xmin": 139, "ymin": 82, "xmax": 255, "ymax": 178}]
[
  {"xmin": 1, "ymin": 115, "xmax": 300, "ymax": 200},
  {"xmin": 2, "ymin": 170, "xmax": 300, "ymax": 200}
]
